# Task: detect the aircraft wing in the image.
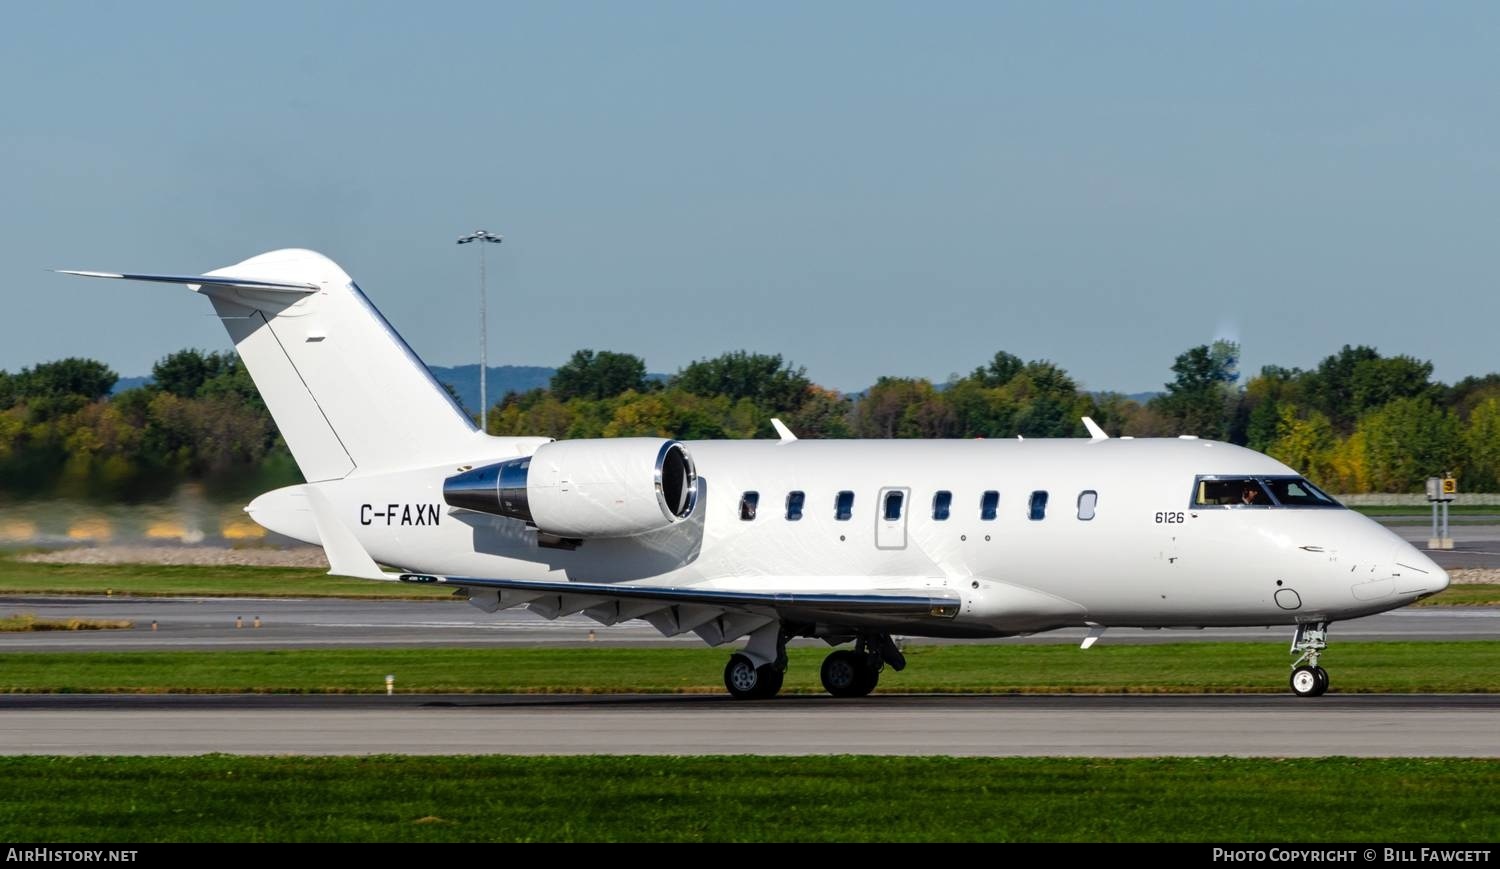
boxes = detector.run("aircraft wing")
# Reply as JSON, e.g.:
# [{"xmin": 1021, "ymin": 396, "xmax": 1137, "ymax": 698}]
[
  {"xmin": 399, "ymin": 571, "xmax": 961, "ymax": 643},
  {"xmin": 302, "ymin": 486, "xmax": 958, "ymax": 646}
]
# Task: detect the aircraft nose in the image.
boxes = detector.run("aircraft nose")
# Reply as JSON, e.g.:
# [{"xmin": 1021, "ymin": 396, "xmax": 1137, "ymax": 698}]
[{"xmin": 1394, "ymin": 544, "xmax": 1449, "ymax": 594}]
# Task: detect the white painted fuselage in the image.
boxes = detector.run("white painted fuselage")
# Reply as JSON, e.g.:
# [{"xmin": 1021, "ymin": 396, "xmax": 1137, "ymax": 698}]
[{"xmin": 252, "ymin": 436, "xmax": 1447, "ymax": 639}]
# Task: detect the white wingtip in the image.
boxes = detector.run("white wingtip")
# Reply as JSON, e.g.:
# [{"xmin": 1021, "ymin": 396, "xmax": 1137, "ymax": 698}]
[
  {"xmin": 770, "ymin": 418, "xmax": 798, "ymax": 443},
  {"xmin": 55, "ymin": 269, "xmax": 125, "ymax": 278},
  {"xmin": 1082, "ymin": 416, "xmax": 1109, "ymax": 442}
]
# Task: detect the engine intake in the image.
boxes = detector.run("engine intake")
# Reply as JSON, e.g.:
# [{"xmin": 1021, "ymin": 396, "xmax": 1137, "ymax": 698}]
[{"xmin": 444, "ymin": 438, "xmax": 698, "ymax": 539}]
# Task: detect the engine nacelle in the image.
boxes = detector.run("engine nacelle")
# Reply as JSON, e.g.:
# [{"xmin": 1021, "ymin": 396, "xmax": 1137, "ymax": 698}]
[{"xmin": 443, "ymin": 438, "xmax": 698, "ymax": 539}]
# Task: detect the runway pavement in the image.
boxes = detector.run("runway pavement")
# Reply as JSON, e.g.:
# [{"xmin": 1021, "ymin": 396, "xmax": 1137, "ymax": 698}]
[
  {"xmin": 1387, "ymin": 522, "xmax": 1500, "ymax": 571},
  {"xmin": 0, "ymin": 594, "xmax": 1495, "ymax": 651},
  {"xmin": 0, "ymin": 693, "xmax": 1493, "ymax": 757}
]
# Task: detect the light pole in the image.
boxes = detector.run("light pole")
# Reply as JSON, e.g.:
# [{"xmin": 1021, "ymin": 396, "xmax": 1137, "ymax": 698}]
[{"xmin": 456, "ymin": 229, "xmax": 503, "ymax": 432}]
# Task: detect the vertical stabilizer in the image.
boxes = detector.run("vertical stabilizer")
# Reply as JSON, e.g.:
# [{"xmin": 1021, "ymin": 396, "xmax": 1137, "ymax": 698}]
[{"xmin": 65, "ymin": 249, "xmax": 483, "ymax": 480}]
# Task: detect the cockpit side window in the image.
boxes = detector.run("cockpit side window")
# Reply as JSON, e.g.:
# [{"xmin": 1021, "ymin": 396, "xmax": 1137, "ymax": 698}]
[{"xmin": 1193, "ymin": 477, "xmax": 1272, "ymax": 507}]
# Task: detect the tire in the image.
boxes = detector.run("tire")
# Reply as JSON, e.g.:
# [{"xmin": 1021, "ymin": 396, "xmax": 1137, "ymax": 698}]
[
  {"xmin": 1290, "ymin": 665, "xmax": 1322, "ymax": 697},
  {"xmin": 724, "ymin": 654, "xmax": 783, "ymax": 700},
  {"xmin": 757, "ymin": 665, "xmax": 785, "ymax": 699},
  {"xmin": 1312, "ymin": 666, "xmax": 1329, "ymax": 696},
  {"xmin": 853, "ymin": 658, "xmax": 882, "ymax": 697},
  {"xmin": 821, "ymin": 650, "xmax": 879, "ymax": 698},
  {"xmin": 724, "ymin": 654, "xmax": 763, "ymax": 699}
]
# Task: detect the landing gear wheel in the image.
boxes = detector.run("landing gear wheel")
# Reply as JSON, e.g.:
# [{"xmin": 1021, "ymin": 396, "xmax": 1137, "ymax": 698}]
[
  {"xmin": 724, "ymin": 653, "xmax": 782, "ymax": 700},
  {"xmin": 1288, "ymin": 621, "xmax": 1331, "ymax": 697},
  {"xmin": 1290, "ymin": 665, "xmax": 1327, "ymax": 697},
  {"xmin": 821, "ymin": 649, "xmax": 880, "ymax": 698}
]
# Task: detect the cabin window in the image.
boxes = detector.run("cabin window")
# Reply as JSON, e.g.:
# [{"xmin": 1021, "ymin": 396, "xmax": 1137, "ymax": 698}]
[
  {"xmin": 739, "ymin": 491, "xmax": 759, "ymax": 521},
  {"xmin": 932, "ymin": 490, "xmax": 952, "ymax": 521},
  {"xmin": 883, "ymin": 490, "xmax": 905, "ymax": 521},
  {"xmin": 835, "ymin": 490, "xmax": 855, "ymax": 521},
  {"xmin": 785, "ymin": 491, "xmax": 805, "ymax": 521},
  {"xmin": 1029, "ymin": 490, "xmax": 1049, "ymax": 521},
  {"xmin": 980, "ymin": 490, "xmax": 999, "ymax": 521},
  {"xmin": 1077, "ymin": 490, "xmax": 1098, "ymax": 521}
]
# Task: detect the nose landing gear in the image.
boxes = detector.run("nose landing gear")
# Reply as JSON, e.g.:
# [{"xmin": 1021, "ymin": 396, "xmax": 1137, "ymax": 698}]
[{"xmin": 1289, "ymin": 621, "xmax": 1330, "ymax": 697}]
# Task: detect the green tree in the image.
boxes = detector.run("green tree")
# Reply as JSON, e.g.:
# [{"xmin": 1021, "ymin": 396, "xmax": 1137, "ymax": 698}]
[
  {"xmin": 783, "ymin": 386, "xmax": 853, "ymax": 439},
  {"xmin": 5, "ymin": 358, "xmax": 119, "ymax": 421},
  {"xmin": 854, "ymin": 378, "xmax": 955, "ymax": 438},
  {"xmin": 673, "ymin": 351, "xmax": 811, "ymax": 412},
  {"xmin": 968, "ymin": 351, "xmax": 1025, "ymax": 388},
  {"xmin": 10, "ymin": 357, "xmax": 118, "ymax": 402},
  {"xmin": 1153, "ymin": 341, "xmax": 1239, "ymax": 440},
  {"xmin": 1007, "ymin": 360, "xmax": 1086, "ymax": 437},
  {"xmin": 196, "ymin": 357, "xmax": 265, "ymax": 411},
  {"xmin": 1357, "ymin": 397, "xmax": 1464, "ymax": 492},
  {"xmin": 1451, "ymin": 374, "xmax": 1500, "ymax": 422},
  {"xmin": 1267, "ymin": 407, "xmax": 1337, "ymax": 485},
  {"xmin": 152, "ymin": 349, "xmax": 234, "ymax": 398},
  {"xmin": 1463, "ymin": 397, "xmax": 1500, "ymax": 492},
  {"xmin": 1243, "ymin": 365, "xmax": 1302, "ymax": 452},
  {"xmin": 550, "ymin": 350, "xmax": 649, "ymax": 401},
  {"xmin": 944, "ymin": 379, "xmax": 1019, "ymax": 438},
  {"xmin": 1301, "ymin": 345, "xmax": 1436, "ymax": 431}
]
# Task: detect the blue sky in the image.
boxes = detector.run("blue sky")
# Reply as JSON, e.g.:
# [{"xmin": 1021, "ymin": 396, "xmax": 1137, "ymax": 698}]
[{"xmin": 2, "ymin": 2, "xmax": 1496, "ymax": 393}]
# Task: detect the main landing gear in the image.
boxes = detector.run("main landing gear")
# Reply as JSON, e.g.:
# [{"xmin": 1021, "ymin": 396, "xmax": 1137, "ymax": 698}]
[
  {"xmin": 723, "ymin": 653, "xmax": 784, "ymax": 700},
  {"xmin": 722, "ymin": 631, "xmax": 907, "ymax": 700},
  {"xmin": 820, "ymin": 635, "xmax": 905, "ymax": 698},
  {"xmin": 1289, "ymin": 621, "xmax": 1331, "ymax": 697}
]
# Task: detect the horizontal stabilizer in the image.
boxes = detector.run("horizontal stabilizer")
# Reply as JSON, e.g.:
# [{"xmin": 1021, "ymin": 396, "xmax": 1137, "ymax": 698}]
[
  {"xmin": 403, "ymin": 572, "xmax": 962, "ymax": 624},
  {"xmin": 56, "ymin": 270, "xmax": 318, "ymax": 294}
]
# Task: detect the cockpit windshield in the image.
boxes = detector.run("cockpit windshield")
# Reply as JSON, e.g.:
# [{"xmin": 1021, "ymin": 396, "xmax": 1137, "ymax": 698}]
[
  {"xmin": 1263, "ymin": 477, "xmax": 1340, "ymax": 507},
  {"xmin": 1193, "ymin": 476, "xmax": 1342, "ymax": 509}
]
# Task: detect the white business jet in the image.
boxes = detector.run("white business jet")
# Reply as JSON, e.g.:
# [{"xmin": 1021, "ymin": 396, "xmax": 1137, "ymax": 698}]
[{"xmin": 63, "ymin": 250, "xmax": 1449, "ymax": 699}]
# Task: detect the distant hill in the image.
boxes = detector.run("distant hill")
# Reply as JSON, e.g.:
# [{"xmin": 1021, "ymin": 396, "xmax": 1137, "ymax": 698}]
[
  {"xmin": 112, "ymin": 365, "xmax": 1156, "ymax": 411},
  {"xmin": 112, "ymin": 376, "xmax": 152, "ymax": 394},
  {"xmin": 429, "ymin": 364, "xmax": 669, "ymax": 415},
  {"xmin": 108, "ymin": 363, "xmax": 668, "ymax": 413},
  {"xmin": 428, "ymin": 364, "xmax": 558, "ymax": 415}
]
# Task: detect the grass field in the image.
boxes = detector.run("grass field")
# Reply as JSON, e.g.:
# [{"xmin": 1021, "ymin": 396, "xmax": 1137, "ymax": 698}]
[
  {"xmin": 0, "ymin": 614, "xmax": 132, "ymax": 632},
  {"xmin": 1416, "ymin": 583, "xmax": 1500, "ymax": 606},
  {"xmin": 0, "ymin": 558, "xmax": 449, "ymax": 599},
  {"xmin": 0, "ymin": 641, "xmax": 1494, "ymax": 694},
  {"xmin": 1354, "ymin": 505, "xmax": 1499, "ymax": 517},
  {"xmin": 0, "ymin": 755, "xmax": 1493, "ymax": 842}
]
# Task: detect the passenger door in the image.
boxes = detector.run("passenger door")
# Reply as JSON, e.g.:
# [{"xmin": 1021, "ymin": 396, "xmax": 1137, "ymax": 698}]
[{"xmin": 876, "ymin": 487, "xmax": 910, "ymax": 550}]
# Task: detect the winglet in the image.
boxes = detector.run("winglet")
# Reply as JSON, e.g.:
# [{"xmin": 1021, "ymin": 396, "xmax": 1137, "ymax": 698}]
[
  {"xmin": 1082, "ymin": 416, "xmax": 1109, "ymax": 442},
  {"xmin": 305, "ymin": 488, "xmax": 398, "ymax": 581},
  {"xmin": 1080, "ymin": 625, "xmax": 1107, "ymax": 649},
  {"xmin": 770, "ymin": 418, "xmax": 798, "ymax": 443}
]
